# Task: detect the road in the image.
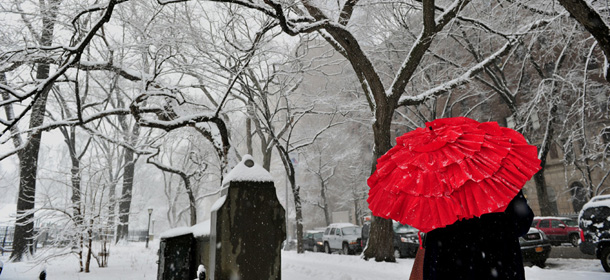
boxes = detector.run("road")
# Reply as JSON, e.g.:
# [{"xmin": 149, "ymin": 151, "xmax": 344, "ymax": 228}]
[{"xmin": 549, "ymin": 245, "xmax": 595, "ymax": 259}]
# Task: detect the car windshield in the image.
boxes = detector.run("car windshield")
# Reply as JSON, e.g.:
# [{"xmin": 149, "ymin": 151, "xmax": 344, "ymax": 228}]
[
  {"xmin": 341, "ymin": 227, "xmax": 361, "ymax": 236},
  {"xmin": 561, "ymin": 219, "xmax": 578, "ymax": 227},
  {"xmin": 393, "ymin": 223, "xmax": 417, "ymax": 234},
  {"xmin": 313, "ymin": 232, "xmax": 323, "ymax": 239}
]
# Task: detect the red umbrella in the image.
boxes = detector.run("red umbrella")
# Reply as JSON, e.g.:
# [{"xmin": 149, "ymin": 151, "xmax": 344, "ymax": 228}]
[{"xmin": 367, "ymin": 117, "xmax": 541, "ymax": 233}]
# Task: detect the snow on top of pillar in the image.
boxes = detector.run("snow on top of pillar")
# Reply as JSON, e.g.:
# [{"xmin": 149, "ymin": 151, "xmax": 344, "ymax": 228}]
[
  {"xmin": 222, "ymin": 154, "xmax": 274, "ymax": 185},
  {"xmin": 159, "ymin": 219, "xmax": 211, "ymax": 239}
]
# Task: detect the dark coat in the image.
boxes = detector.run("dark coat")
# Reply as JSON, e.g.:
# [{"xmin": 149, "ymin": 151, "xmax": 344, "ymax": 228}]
[{"xmin": 423, "ymin": 191, "xmax": 533, "ymax": 280}]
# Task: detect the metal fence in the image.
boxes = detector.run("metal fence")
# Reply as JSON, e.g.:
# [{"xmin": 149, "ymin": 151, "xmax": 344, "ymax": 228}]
[
  {"xmin": 127, "ymin": 230, "xmax": 149, "ymax": 242},
  {"xmin": 0, "ymin": 226, "xmax": 149, "ymax": 252},
  {"xmin": 1, "ymin": 226, "xmax": 14, "ymax": 254}
]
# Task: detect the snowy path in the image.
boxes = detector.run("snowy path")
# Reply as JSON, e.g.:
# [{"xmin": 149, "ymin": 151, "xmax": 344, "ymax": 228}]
[
  {"xmin": 0, "ymin": 244, "xmax": 607, "ymax": 279},
  {"xmin": 0, "ymin": 245, "xmax": 158, "ymax": 280},
  {"xmin": 283, "ymin": 252, "xmax": 412, "ymax": 279},
  {"xmin": 282, "ymin": 251, "xmax": 608, "ymax": 280}
]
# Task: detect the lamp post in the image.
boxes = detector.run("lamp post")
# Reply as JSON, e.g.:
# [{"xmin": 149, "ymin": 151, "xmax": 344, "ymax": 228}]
[{"xmin": 146, "ymin": 208, "xmax": 153, "ymax": 248}]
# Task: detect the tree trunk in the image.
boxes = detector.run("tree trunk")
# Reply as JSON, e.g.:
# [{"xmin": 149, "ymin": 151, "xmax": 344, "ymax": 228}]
[
  {"xmin": 287, "ymin": 166, "xmax": 304, "ymax": 253},
  {"xmin": 262, "ymin": 145, "xmax": 273, "ymax": 171},
  {"xmin": 320, "ymin": 181, "xmax": 330, "ymax": 226},
  {"xmin": 363, "ymin": 109, "xmax": 396, "ymax": 262},
  {"xmin": 107, "ymin": 168, "xmax": 117, "ymax": 238},
  {"xmin": 246, "ymin": 117, "xmax": 253, "ymax": 155},
  {"xmin": 534, "ymin": 103, "xmax": 560, "ymax": 215},
  {"xmin": 12, "ymin": 138, "xmax": 43, "ymax": 260},
  {"xmin": 67, "ymin": 129, "xmax": 84, "ymax": 272},
  {"xmin": 183, "ymin": 178, "xmax": 197, "ymax": 226},
  {"xmin": 116, "ymin": 144, "xmax": 136, "ymax": 242},
  {"xmin": 533, "ymin": 169, "xmax": 558, "ymax": 216},
  {"xmin": 276, "ymin": 145, "xmax": 304, "ymax": 253},
  {"xmin": 291, "ymin": 179, "xmax": 304, "ymax": 254},
  {"xmin": 85, "ymin": 220, "xmax": 93, "ymax": 273},
  {"xmin": 0, "ymin": 73, "xmax": 22, "ymax": 148},
  {"xmin": 353, "ymin": 196, "xmax": 360, "ymax": 226},
  {"xmin": 114, "ymin": 79, "xmax": 141, "ymax": 239},
  {"xmin": 11, "ymin": 0, "xmax": 60, "ymax": 261}
]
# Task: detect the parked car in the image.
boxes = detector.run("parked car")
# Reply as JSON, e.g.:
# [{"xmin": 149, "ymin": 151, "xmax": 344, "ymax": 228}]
[
  {"xmin": 531, "ymin": 216, "xmax": 581, "ymax": 246},
  {"xmin": 391, "ymin": 222, "xmax": 420, "ymax": 258},
  {"xmin": 303, "ymin": 230, "xmax": 324, "ymax": 252},
  {"xmin": 578, "ymin": 194, "xmax": 610, "ymax": 272},
  {"xmin": 519, "ymin": 227, "xmax": 552, "ymax": 267},
  {"xmin": 322, "ymin": 223, "xmax": 362, "ymax": 255},
  {"xmin": 282, "ymin": 239, "xmax": 297, "ymax": 251},
  {"xmin": 361, "ymin": 221, "xmax": 421, "ymax": 258}
]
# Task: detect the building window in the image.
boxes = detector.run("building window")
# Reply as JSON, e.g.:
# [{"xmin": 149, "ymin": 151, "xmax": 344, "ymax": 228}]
[{"xmin": 549, "ymin": 143, "xmax": 559, "ymax": 159}]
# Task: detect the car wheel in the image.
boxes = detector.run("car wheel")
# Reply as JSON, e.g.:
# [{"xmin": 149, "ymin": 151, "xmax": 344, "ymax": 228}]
[
  {"xmin": 601, "ymin": 247, "xmax": 610, "ymax": 272},
  {"xmin": 393, "ymin": 248, "xmax": 401, "ymax": 259},
  {"xmin": 532, "ymin": 258, "xmax": 547, "ymax": 268},
  {"xmin": 313, "ymin": 245, "xmax": 319, "ymax": 253},
  {"xmin": 342, "ymin": 243, "xmax": 350, "ymax": 255},
  {"xmin": 324, "ymin": 243, "xmax": 331, "ymax": 254},
  {"xmin": 569, "ymin": 234, "xmax": 579, "ymax": 247},
  {"xmin": 407, "ymin": 247, "xmax": 418, "ymax": 258}
]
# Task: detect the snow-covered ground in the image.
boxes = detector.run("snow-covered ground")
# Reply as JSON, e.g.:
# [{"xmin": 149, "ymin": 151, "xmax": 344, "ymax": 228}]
[
  {"xmin": 0, "ymin": 244, "xmax": 158, "ymax": 280},
  {"xmin": 283, "ymin": 251, "xmax": 607, "ymax": 280},
  {"xmin": 0, "ymin": 243, "xmax": 607, "ymax": 279}
]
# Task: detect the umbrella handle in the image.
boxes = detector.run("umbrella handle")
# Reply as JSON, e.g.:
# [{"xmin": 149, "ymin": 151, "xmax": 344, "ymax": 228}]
[{"xmin": 409, "ymin": 248, "xmax": 425, "ymax": 280}]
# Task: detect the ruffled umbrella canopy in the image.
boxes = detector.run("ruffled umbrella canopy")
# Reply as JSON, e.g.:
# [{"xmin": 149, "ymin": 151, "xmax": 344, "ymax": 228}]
[{"xmin": 367, "ymin": 117, "xmax": 541, "ymax": 233}]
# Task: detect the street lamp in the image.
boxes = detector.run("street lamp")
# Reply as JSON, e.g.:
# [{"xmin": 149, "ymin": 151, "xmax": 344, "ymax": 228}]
[{"xmin": 146, "ymin": 208, "xmax": 153, "ymax": 248}]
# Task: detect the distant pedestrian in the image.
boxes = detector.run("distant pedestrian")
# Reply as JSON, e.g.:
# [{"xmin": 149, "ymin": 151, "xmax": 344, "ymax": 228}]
[{"xmin": 421, "ymin": 191, "xmax": 533, "ymax": 279}]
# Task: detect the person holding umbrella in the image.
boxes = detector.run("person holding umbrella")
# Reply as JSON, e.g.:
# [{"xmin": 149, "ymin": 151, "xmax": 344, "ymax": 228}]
[{"xmin": 367, "ymin": 117, "xmax": 541, "ymax": 280}]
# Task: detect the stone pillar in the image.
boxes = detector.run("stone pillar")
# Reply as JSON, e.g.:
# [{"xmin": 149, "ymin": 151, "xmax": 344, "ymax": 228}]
[
  {"xmin": 209, "ymin": 155, "xmax": 286, "ymax": 280},
  {"xmin": 157, "ymin": 234, "xmax": 196, "ymax": 280}
]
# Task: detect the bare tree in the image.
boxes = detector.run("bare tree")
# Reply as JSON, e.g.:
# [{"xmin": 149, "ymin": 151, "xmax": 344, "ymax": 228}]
[
  {"xmin": 1, "ymin": 0, "xmax": 124, "ymax": 261},
  {"xmin": 53, "ymin": 93, "xmax": 94, "ymax": 271},
  {"xmin": 9, "ymin": 0, "xmax": 62, "ymax": 261},
  {"xmin": 241, "ymin": 57, "xmax": 344, "ymax": 253},
  {"xmin": 146, "ymin": 139, "xmax": 210, "ymax": 226},
  {"xmin": 557, "ymin": 0, "xmax": 610, "ymax": 82},
  {"xmin": 302, "ymin": 143, "xmax": 336, "ymax": 226},
  {"xmin": 150, "ymin": 0, "xmax": 548, "ymax": 261}
]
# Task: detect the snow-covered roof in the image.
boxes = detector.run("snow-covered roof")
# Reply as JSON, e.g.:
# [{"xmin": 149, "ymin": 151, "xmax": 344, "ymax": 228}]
[
  {"xmin": 590, "ymin": 194, "xmax": 610, "ymax": 203},
  {"xmin": 159, "ymin": 219, "xmax": 211, "ymax": 239},
  {"xmin": 527, "ymin": 227, "xmax": 542, "ymax": 234},
  {"xmin": 210, "ymin": 195, "xmax": 226, "ymax": 212},
  {"xmin": 159, "ymin": 226, "xmax": 192, "ymax": 239},
  {"xmin": 222, "ymin": 154, "xmax": 274, "ymax": 185},
  {"xmin": 582, "ymin": 200, "xmax": 610, "ymax": 211},
  {"xmin": 534, "ymin": 216, "xmax": 575, "ymax": 220},
  {"xmin": 328, "ymin": 223, "xmax": 357, "ymax": 228}
]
